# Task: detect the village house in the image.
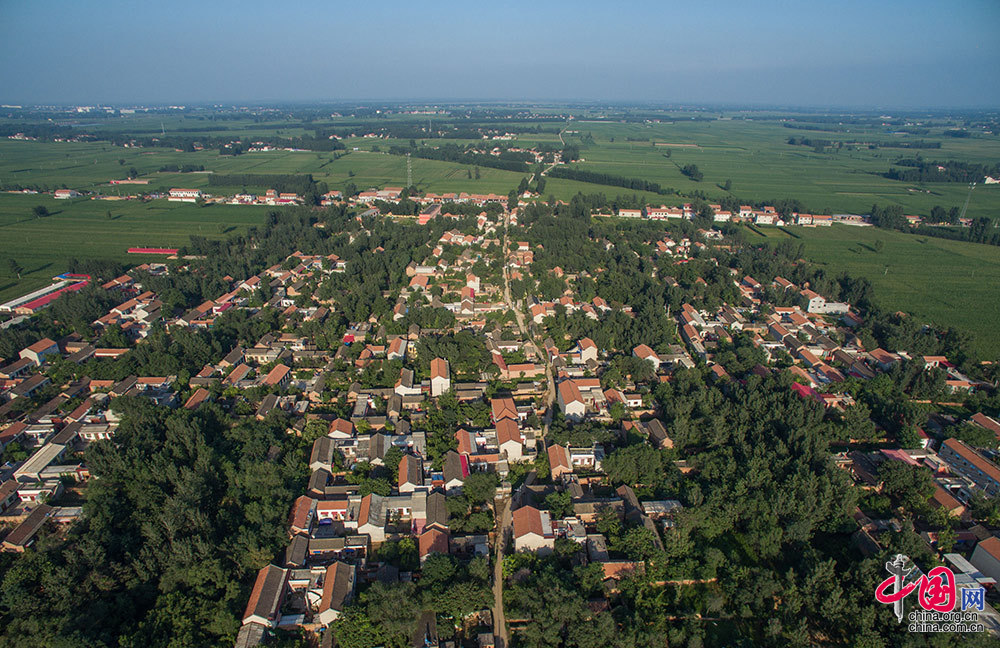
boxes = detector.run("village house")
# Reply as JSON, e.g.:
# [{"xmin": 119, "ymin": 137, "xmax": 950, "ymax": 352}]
[
  {"xmin": 513, "ymin": 505, "xmax": 555, "ymax": 555},
  {"xmin": 19, "ymin": 338, "xmax": 59, "ymax": 366},
  {"xmin": 557, "ymin": 380, "xmax": 586, "ymax": 421},
  {"xmin": 430, "ymin": 357, "xmax": 450, "ymax": 397},
  {"xmin": 2, "ymin": 504, "xmax": 53, "ymax": 552},
  {"xmin": 168, "ymin": 188, "xmax": 202, "ymax": 202},
  {"xmin": 242, "ymin": 565, "xmax": 288, "ymax": 628},
  {"xmin": 398, "ymin": 454, "xmax": 424, "ymax": 493},
  {"xmin": 632, "ymin": 344, "xmax": 660, "ymax": 371},
  {"xmin": 316, "ymin": 562, "xmax": 356, "ymax": 626},
  {"xmin": 261, "ymin": 364, "xmax": 292, "ymax": 389}
]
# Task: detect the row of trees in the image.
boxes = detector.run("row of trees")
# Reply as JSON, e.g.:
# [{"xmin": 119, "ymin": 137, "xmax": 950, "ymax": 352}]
[
  {"xmin": 546, "ymin": 166, "xmax": 673, "ymax": 195},
  {"xmin": 871, "ymin": 202, "xmax": 1000, "ymax": 247},
  {"xmin": 882, "ymin": 158, "xmax": 998, "ymax": 183},
  {"xmin": 387, "ymin": 144, "xmax": 531, "ymax": 173}
]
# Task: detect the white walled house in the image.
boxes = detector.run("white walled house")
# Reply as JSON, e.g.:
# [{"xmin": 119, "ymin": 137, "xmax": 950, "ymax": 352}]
[{"xmin": 430, "ymin": 357, "xmax": 450, "ymax": 397}]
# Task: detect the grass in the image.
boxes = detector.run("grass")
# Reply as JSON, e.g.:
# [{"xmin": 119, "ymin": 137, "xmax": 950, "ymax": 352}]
[
  {"xmin": 746, "ymin": 224, "xmax": 1000, "ymax": 358},
  {"xmin": 0, "ymin": 193, "xmax": 265, "ymax": 302}
]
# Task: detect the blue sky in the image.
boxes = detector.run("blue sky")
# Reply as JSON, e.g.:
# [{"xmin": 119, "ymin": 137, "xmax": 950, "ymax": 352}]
[{"xmin": 1, "ymin": 0, "xmax": 997, "ymax": 107}]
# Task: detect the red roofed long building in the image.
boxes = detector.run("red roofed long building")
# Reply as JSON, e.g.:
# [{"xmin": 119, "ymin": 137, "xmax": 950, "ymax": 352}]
[{"xmin": 939, "ymin": 438, "xmax": 1000, "ymax": 496}]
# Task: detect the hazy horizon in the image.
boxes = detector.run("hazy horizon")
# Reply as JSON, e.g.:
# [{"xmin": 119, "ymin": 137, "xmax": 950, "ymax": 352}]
[{"xmin": 2, "ymin": 0, "xmax": 998, "ymax": 109}]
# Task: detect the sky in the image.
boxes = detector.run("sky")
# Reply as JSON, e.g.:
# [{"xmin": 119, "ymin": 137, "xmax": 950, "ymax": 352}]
[{"xmin": 1, "ymin": 0, "xmax": 998, "ymax": 108}]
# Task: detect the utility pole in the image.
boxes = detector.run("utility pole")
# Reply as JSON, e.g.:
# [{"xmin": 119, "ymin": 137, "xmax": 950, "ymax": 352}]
[{"xmin": 406, "ymin": 153, "xmax": 412, "ymax": 188}]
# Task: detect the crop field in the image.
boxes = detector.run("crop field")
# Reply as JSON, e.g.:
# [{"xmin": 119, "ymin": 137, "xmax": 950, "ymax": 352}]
[
  {"xmin": 559, "ymin": 120, "xmax": 1000, "ymax": 219},
  {"xmin": 747, "ymin": 224, "xmax": 1000, "ymax": 357},
  {"xmin": 0, "ymin": 193, "xmax": 265, "ymax": 302},
  {"xmin": 0, "ymin": 139, "xmax": 669, "ymax": 204}
]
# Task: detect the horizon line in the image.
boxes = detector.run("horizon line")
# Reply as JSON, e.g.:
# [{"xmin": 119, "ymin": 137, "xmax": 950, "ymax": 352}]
[{"xmin": 2, "ymin": 99, "xmax": 999, "ymax": 113}]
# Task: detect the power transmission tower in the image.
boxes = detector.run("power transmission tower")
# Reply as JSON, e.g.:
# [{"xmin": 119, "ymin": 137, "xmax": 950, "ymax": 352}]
[
  {"xmin": 959, "ymin": 182, "xmax": 976, "ymax": 221},
  {"xmin": 406, "ymin": 153, "xmax": 412, "ymax": 187}
]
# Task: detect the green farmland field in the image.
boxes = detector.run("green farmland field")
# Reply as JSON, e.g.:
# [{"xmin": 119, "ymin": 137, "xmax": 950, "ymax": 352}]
[
  {"xmin": 747, "ymin": 224, "xmax": 1000, "ymax": 358},
  {"xmin": 0, "ymin": 193, "xmax": 266, "ymax": 303},
  {"xmin": 559, "ymin": 120, "xmax": 1000, "ymax": 220}
]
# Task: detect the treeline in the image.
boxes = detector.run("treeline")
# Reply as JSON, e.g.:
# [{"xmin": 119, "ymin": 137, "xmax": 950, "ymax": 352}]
[
  {"xmin": 158, "ymin": 164, "xmax": 205, "ymax": 173},
  {"xmin": 320, "ymin": 124, "xmax": 482, "ymax": 140},
  {"xmin": 870, "ymin": 203, "xmax": 1000, "ymax": 247},
  {"xmin": 913, "ymin": 220, "xmax": 1000, "ymax": 247},
  {"xmin": 0, "ymin": 123, "xmax": 90, "ymax": 140},
  {"xmin": 313, "ymin": 116, "xmax": 563, "ymax": 141},
  {"xmin": 547, "ymin": 166, "xmax": 674, "ymax": 195},
  {"xmin": 388, "ymin": 144, "xmax": 531, "ymax": 172},
  {"xmin": 207, "ymin": 173, "xmax": 326, "ymax": 196},
  {"xmin": 0, "ymin": 182, "xmax": 70, "ymax": 192},
  {"xmin": 104, "ymin": 133, "xmax": 344, "ymax": 154},
  {"xmin": 787, "ymin": 137, "xmax": 941, "ymax": 150},
  {"xmin": 882, "ymin": 159, "xmax": 998, "ymax": 183}
]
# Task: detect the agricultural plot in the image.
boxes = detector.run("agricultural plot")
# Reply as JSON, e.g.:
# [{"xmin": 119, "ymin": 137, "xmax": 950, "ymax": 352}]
[
  {"xmin": 561, "ymin": 120, "xmax": 1000, "ymax": 219},
  {"xmin": 0, "ymin": 193, "xmax": 265, "ymax": 302},
  {"xmin": 747, "ymin": 224, "xmax": 1000, "ymax": 357}
]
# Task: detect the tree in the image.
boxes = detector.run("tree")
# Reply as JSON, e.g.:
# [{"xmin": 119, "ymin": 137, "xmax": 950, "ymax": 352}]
[
  {"xmin": 948, "ymin": 423, "xmax": 999, "ymax": 449},
  {"xmin": 6, "ymin": 258, "xmax": 22, "ymax": 279},
  {"xmin": 545, "ymin": 490, "xmax": 573, "ymax": 519},
  {"xmin": 383, "ymin": 446, "xmax": 404, "ymax": 481},
  {"xmin": 878, "ymin": 460, "xmax": 935, "ymax": 512},
  {"xmin": 420, "ymin": 553, "xmax": 456, "ymax": 588},
  {"xmin": 32, "ymin": 205, "xmax": 49, "ymax": 218},
  {"xmin": 874, "ymin": 239, "xmax": 884, "ymax": 253},
  {"xmin": 463, "ymin": 472, "xmax": 497, "ymax": 504},
  {"xmin": 936, "ymin": 524, "xmax": 957, "ymax": 553},
  {"xmin": 681, "ymin": 164, "xmax": 703, "ymax": 182},
  {"xmin": 840, "ymin": 403, "xmax": 878, "ymax": 443},
  {"xmin": 723, "ymin": 178, "xmax": 732, "ymax": 191},
  {"xmin": 969, "ymin": 492, "xmax": 1000, "ymax": 526},
  {"xmin": 334, "ymin": 612, "xmax": 388, "ymax": 648},
  {"xmin": 468, "ymin": 555, "xmax": 490, "ymax": 582},
  {"xmin": 507, "ymin": 189, "xmax": 519, "ymax": 212}
]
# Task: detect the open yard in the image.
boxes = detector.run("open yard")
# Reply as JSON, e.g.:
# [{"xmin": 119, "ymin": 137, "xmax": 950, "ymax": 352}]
[{"xmin": 747, "ymin": 223, "xmax": 1000, "ymax": 358}]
